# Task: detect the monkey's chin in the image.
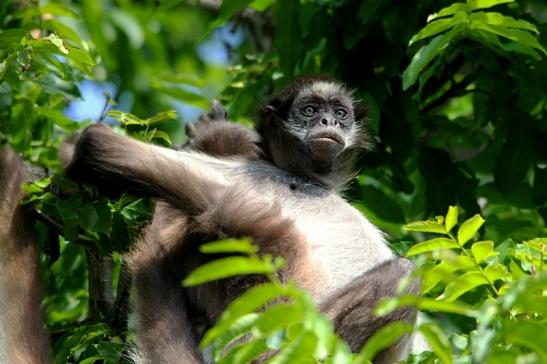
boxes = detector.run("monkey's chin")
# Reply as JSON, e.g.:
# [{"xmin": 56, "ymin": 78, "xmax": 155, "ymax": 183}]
[{"xmin": 308, "ymin": 138, "xmax": 344, "ymax": 162}]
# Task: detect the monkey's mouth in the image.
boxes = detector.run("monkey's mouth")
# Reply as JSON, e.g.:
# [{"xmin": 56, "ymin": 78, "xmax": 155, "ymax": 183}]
[{"xmin": 311, "ymin": 132, "xmax": 343, "ymax": 145}]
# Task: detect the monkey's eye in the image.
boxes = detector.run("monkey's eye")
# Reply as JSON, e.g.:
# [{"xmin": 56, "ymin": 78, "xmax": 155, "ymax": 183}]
[
  {"xmin": 335, "ymin": 108, "xmax": 348, "ymax": 119},
  {"xmin": 302, "ymin": 106, "xmax": 317, "ymax": 116}
]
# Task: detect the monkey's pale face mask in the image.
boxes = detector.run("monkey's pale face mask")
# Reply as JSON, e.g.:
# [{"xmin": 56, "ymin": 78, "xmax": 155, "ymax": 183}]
[{"xmin": 288, "ymin": 94, "xmax": 356, "ymax": 163}]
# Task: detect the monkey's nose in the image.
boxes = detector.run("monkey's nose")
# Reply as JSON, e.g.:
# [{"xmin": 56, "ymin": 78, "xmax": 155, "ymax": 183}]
[{"xmin": 321, "ymin": 118, "xmax": 338, "ymax": 126}]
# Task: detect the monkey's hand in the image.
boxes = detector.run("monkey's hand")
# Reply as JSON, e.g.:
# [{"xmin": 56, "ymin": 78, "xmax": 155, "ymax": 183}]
[{"xmin": 60, "ymin": 123, "xmax": 153, "ymax": 197}]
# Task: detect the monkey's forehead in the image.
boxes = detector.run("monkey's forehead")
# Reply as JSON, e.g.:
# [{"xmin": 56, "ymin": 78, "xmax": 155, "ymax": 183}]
[{"xmin": 296, "ymin": 81, "xmax": 354, "ymax": 105}]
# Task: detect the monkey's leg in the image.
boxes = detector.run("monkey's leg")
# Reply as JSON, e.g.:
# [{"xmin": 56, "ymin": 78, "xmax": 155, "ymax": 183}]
[
  {"xmin": 0, "ymin": 147, "xmax": 49, "ymax": 364},
  {"xmin": 127, "ymin": 202, "xmax": 204, "ymax": 364},
  {"xmin": 62, "ymin": 124, "xmax": 238, "ymax": 212},
  {"xmin": 319, "ymin": 258, "xmax": 420, "ymax": 363},
  {"xmin": 182, "ymin": 100, "xmax": 262, "ymax": 158}
]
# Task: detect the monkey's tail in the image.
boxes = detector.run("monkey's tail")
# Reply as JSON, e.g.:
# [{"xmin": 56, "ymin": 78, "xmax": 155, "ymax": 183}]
[{"xmin": 0, "ymin": 146, "xmax": 49, "ymax": 364}]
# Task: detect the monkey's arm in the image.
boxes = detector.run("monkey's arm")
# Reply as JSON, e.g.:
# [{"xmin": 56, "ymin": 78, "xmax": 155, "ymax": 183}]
[
  {"xmin": 62, "ymin": 124, "xmax": 237, "ymax": 212},
  {"xmin": 320, "ymin": 258, "xmax": 420, "ymax": 363},
  {"xmin": 0, "ymin": 147, "xmax": 49, "ymax": 364}
]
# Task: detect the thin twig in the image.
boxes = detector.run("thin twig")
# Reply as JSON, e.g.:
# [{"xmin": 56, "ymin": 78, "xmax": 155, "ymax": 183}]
[{"xmin": 33, "ymin": 208, "xmax": 94, "ymax": 245}]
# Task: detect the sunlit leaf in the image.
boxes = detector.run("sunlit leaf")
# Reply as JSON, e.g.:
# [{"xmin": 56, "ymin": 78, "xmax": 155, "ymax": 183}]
[
  {"xmin": 355, "ymin": 322, "xmax": 413, "ymax": 363},
  {"xmin": 200, "ymin": 238, "xmax": 258, "ymax": 255},
  {"xmin": 267, "ymin": 331, "xmax": 317, "ymax": 364},
  {"xmin": 146, "ymin": 109, "xmax": 178, "ymax": 125},
  {"xmin": 209, "ymin": 313, "xmax": 260, "ymax": 359},
  {"xmin": 183, "ymin": 257, "xmax": 280, "ymax": 286},
  {"xmin": 523, "ymin": 238, "xmax": 547, "ymax": 254},
  {"xmin": 502, "ymin": 321, "xmax": 547, "ymax": 361},
  {"xmin": 484, "ymin": 263, "xmax": 511, "ymax": 282},
  {"xmin": 403, "ymin": 220, "xmax": 447, "ymax": 234},
  {"xmin": 439, "ymin": 271, "xmax": 489, "ymax": 301},
  {"xmin": 445, "ymin": 205, "xmax": 459, "ymax": 232},
  {"xmin": 466, "ymin": 0, "xmax": 514, "ymax": 11},
  {"xmin": 472, "ymin": 23, "xmax": 547, "ymax": 55},
  {"xmin": 409, "ymin": 11, "xmax": 468, "ymax": 46},
  {"xmin": 457, "ymin": 214, "xmax": 485, "ymax": 246},
  {"xmin": 419, "ymin": 322, "xmax": 453, "ymax": 364},
  {"xmin": 406, "ymin": 238, "xmax": 459, "ymax": 256},
  {"xmin": 427, "ymin": 3, "xmax": 468, "ymax": 22},
  {"xmin": 202, "ymin": 283, "xmax": 287, "ymax": 346},
  {"xmin": 403, "ymin": 29, "xmax": 459, "ymax": 90},
  {"xmin": 471, "ymin": 240, "xmax": 497, "ymax": 263},
  {"xmin": 470, "ymin": 12, "xmax": 538, "ymax": 33}
]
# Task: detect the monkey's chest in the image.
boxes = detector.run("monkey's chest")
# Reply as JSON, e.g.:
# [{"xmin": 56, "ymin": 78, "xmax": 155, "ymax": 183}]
[{"xmin": 284, "ymin": 198, "xmax": 393, "ymax": 303}]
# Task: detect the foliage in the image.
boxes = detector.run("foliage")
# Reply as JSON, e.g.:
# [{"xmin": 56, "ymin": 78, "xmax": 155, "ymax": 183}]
[{"xmin": 0, "ymin": 0, "xmax": 546, "ymax": 363}]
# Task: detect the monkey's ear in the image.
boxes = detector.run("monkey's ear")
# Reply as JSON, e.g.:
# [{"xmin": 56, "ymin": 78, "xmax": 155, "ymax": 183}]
[
  {"xmin": 264, "ymin": 105, "xmax": 277, "ymax": 115},
  {"xmin": 353, "ymin": 101, "xmax": 369, "ymax": 122}
]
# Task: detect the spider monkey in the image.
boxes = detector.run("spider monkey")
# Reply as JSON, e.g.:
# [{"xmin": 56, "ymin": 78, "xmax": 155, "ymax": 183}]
[
  {"xmin": 0, "ymin": 76, "xmax": 425, "ymax": 363},
  {"xmin": 61, "ymin": 76, "xmax": 425, "ymax": 363}
]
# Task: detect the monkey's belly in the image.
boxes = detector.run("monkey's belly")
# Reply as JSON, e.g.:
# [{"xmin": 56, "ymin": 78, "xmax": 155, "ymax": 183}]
[{"xmin": 286, "ymin": 200, "xmax": 394, "ymax": 303}]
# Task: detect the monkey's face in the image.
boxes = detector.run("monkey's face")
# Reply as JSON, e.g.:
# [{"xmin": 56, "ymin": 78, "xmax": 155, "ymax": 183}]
[{"xmin": 286, "ymin": 81, "xmax": 357, "ymax": 163}]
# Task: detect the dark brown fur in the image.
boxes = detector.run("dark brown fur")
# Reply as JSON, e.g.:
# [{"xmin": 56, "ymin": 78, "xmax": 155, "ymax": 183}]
[{"xmin": 0, "ymin": 147, "xmax": 49, "ymax": 364}]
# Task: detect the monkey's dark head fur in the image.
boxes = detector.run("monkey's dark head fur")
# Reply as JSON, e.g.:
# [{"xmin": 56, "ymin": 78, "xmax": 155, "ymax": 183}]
[{"xmin": 257, "ymin": 75, "xmax": 372, "ymax": 190}]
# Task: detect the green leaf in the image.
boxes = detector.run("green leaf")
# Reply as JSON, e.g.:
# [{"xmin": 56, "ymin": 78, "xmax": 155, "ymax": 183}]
[
  {"xmin": 502, "ymin": 320, "xmax": 547, "ymax": 361},
  {"xmin": 471, "ymin": 28, "xmax": 541, "ymax": 59},
  {"xmin": 472, "ymin": 23, "xmax": 547, "ymax": 55},
  {"xmin": 484, "ymin": 263, "xmax": 510, "ymax": 282},
  {"xmin": 267, "ymin": 331, "xmax": 317, "ymax": 364},
  {"xmin": 470, "ymin": 12, "xmax": 538, "ymax": 33},
  {"xmin": 466, "ymin": 0, "xmax": 514, "ymax": 11},
  {"xmin": 427, "ymin": 3, "xmax": 468, "ymax": 22},
  {"xmin": 471, "ymin": 240, "xmax": 497, "ymax": 263},
  {"xmin": 45, "ymin": 33, "xmax": 69, "ymax": 54},
  {"xmin": 250, "ymin": 0, "xmax": 275, "ymax": 11},
  {"xmin": 0, "ymin": 29, "xmax": 28, "ymax": 51},
  {"xmin": 216, "ymin": 338, "xmax": 268, "ymax": 364},
  {"xmin": 325, "ymin": 338, "xmax": 352, "ymax": 364},
  {"xmin": 445, "ymin": 205, "xmax": 458, "ymax": 232},
  {"xmin": 403, "ymin": 220, "xmax": 447, "ymax": 234},
  {"xmin": 156, "ymin": 0, "xmax": 184, "ymax": 11},
  {"xmin": 209, "ymin": 313, "xmax": 260, "ymax": 359},
  {"xmin": 439, "ymin": 271, "xmax": 489, "ymax": 301},
  {"xmin": 376, "ymin": 295, "xmax": 477, "ymax": 317},
  {"xmin": 183, "ymin": 256, "xmax": 279, "ymax": 286},
  {"xmin": 355, "ymin": 322, "xmax": 413, "ymax": 363},
  {"xmin": 146, "ymin": 109, "xmax": 178, "ymax": 125},
  {"xmin": 107, "ymin": 110, "xmax": 146, "ymax": 126},
  {"xmin": 457, "ymin": 214, "xmax": 485, "ymax": 246},
  {"xmin": 403, "ymin": 29, "xmax": 459, "ymax": 90},
  {"xmin": 36, "ymin": 108, "xmax": 80, "ymax": 131},
  {"xmin": 523, "ymin": 238, "xmax": 547, "ymax": 254},
  {"xmin": 406, "ymin": 238, "xmax": 459, "ymax": 257},
  {"xmin": 200, "ymin": 238, "xmax": 259, "ymax": 255},
  {"xmin": 409, "ymin": 11, "xmax": 468, "ymax": 46},
  {"xmin": 253, "ymin": 303, "xmax": 304, "ymax": 335},
  {"xmin": 147, "ymin": 129, "xmax": 172, "ymax": 145},
  {"xmin": 41, "ymin": 3, "xmax": 80, "ymax": 18},
  {"xmin": 311, "ymin": 315, "xmax": 334, "ymax": 360},
  {"xmin": 203, "ymin": 283, "xmax": 287, "ymax": 347},
  {"xmin": 419, "ymin": 323, "xmax": 453, "ymax": 364}
]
